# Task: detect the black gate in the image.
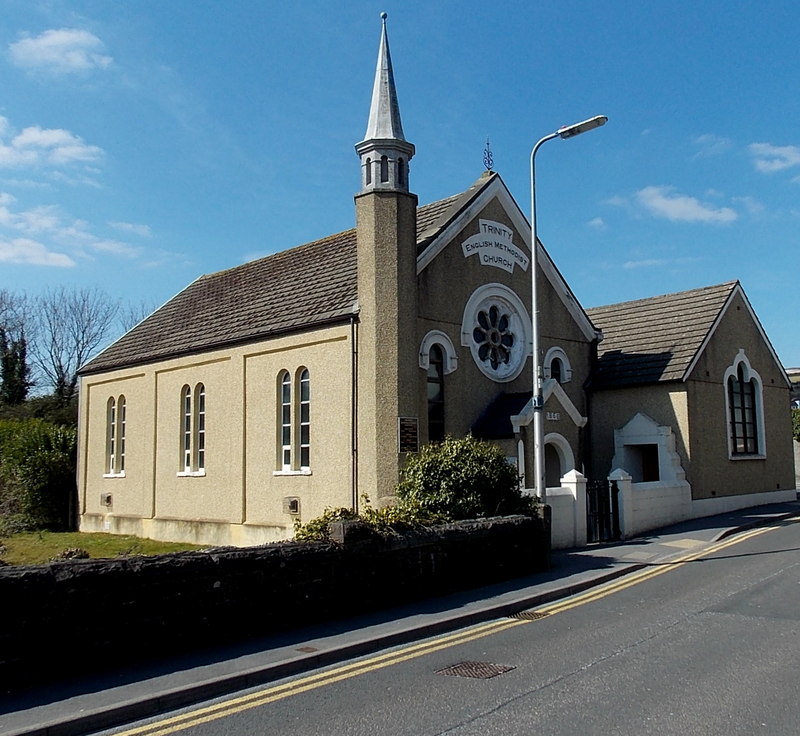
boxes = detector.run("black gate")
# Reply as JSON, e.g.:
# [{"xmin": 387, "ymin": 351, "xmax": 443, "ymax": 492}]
[{"xmin": 586, "ymin": 479, "xmax": 621, "ymax": 543}]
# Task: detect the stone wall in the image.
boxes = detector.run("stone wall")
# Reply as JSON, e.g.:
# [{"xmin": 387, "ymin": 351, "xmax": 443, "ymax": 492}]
[{"xmin": 0, "ymin": 514, "xmax": 548, "ymax": 688}]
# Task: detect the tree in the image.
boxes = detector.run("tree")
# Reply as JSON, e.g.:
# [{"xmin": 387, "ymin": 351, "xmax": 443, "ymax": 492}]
[
  {"xmin": 0, "ymin": 290, "xmax": 32, "ymax": 405},
  {"xmin": 0, "ymin": 328, "xmax": 32, "ymax": 405},
  {"xmin": 32, "ymin": 287, "xmax": 119, "ymax": 403}
]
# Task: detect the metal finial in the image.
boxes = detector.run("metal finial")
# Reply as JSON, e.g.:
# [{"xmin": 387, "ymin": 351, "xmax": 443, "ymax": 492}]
[
  {"xmin": 483, "ymin": 136, "xmax": 494, "ymax": 172},
  {"xmin": 380, "ymin": 11, "xmax": 387, "ymax": 20}
]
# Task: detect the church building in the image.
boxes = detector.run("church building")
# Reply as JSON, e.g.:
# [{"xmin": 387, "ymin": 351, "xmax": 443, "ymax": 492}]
[{"xmin": 77, "ymin": 17, "xmax": 796, "ymax": 548}]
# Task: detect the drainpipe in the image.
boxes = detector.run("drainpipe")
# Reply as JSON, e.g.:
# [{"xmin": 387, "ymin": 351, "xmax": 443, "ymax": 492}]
[{"xmin": 350, "ymin": 314, "xmax": 359, "ymax": 513}]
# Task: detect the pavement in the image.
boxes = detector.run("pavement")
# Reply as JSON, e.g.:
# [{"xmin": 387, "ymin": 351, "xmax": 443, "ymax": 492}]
[{"xmin": 2, "ymin": 498, "xmax": 798, "ymax": 736}]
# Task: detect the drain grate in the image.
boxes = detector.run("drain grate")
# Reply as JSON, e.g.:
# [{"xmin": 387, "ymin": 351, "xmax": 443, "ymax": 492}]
[
  {"xmin": 508, "ymin": 610, "xmax": 550, "ymax": 621},
  {"xmin": 436, "ymin": 661, "xmax": 516, "ymax": 679}
]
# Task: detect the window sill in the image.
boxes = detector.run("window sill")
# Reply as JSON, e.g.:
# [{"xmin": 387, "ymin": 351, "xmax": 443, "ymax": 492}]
[
  {"xmin": 177, "ymin": 470, "xmax": 206, "ymax": 477},
  {"xmin": 729, "ymin": 454, "xmax": 766, "ymax": 461},
  {"xmin": 273, "ymin": 469, "xmax": 312, "ymax": 476},
  {"xmin": 103, "ymin": 472, "xmax": 126, "ymax": 479}
]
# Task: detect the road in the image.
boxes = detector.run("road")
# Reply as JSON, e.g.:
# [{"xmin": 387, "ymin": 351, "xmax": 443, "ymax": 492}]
[{"xmin": 99, "ymin": 516, "xmax": 800, "ymax": 736}]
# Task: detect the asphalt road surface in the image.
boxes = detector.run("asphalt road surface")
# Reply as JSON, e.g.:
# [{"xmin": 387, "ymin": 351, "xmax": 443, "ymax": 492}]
[{"xmin": 98, "ymin": 515, "xmax": 800, "ymax": 736}]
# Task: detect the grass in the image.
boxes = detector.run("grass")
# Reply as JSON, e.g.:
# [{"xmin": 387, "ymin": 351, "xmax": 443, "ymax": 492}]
[{"xmin": 0, "ymin": 531, "xmax": 204, "ymax": 566}]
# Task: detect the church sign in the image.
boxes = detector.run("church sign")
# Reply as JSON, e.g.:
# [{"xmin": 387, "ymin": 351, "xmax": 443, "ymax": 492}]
[{"xmin": 462, "ymin": 219, "xmax": 530, "ymax": 274}]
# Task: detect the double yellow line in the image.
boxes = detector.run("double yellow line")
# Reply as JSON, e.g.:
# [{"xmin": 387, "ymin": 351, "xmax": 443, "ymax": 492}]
[
  {"xmin": 111, "ymin": 518, "xmax": 793, "ymax": 736},
  {"xmin": 111, "ymin": 618, "xmax": 527, "ymax": 736}
]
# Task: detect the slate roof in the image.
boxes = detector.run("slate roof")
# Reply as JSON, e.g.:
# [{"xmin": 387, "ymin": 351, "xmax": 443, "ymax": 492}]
[
  {"xmin": 586, "ymin": 281, "xmax": 737, "ymax": 388},
  {"xmin": 81, "ymin": 177, "xmax": 496, "ymax": 375}
]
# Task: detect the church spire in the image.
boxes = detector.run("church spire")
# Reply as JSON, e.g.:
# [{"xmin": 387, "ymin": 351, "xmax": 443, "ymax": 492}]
[{"xmin": 356, "ymin": 12, "xmax": 414, "ymax": 193}]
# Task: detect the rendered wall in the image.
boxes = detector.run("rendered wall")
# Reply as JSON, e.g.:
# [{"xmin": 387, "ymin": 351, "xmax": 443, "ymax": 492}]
[{"xmin": 79, "ymin": 324, "xmax": 353, "ymax": 546}]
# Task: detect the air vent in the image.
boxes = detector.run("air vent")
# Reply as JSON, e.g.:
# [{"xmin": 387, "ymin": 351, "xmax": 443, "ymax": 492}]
[
  {"xmin": 100, "ymin": 492, "xmax": 113, "ymax": 507},
  {"xmin": 283, "ymin": 496, "xmax": 300, "ymax": 515}
]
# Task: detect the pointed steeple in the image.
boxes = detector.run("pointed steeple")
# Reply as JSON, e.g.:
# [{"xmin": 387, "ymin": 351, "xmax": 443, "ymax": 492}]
[{"xmin": 356, "ymin": 13, "xmax": 414, "ymax": 193}]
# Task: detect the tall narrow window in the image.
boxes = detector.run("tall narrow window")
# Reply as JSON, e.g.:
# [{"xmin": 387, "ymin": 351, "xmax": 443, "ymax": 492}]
[
  {"xmin": 280, "ymin": 371, "xmax": 291, "ymax": 470},
  {"xmin": 276, "ymin": 368, "xmax": 311, "ymax": 472},
  {"xmin": 550, "ymin": 358, "xmax": 563, "ymax": 384},
  {"xmin": 118, "ymin": 396, "xmax": 126, "ymax": 473},
  {"xmin": 182, "ymin": 385, "xmax": 192, "ymax": 471},
  {"xmin": 196, "ymin": 385, "xmax": 205, "ymax": 471},
  {"xmin": 380, "ymin": 155, "xmax": 389, "ymax": 183},
  {"xmin": 105, "ymin": 395, "xmax": 126, "ymax": 476},
  {"xmin": 728, "ymin": 364, "xmax": 758, "ymax": 454},
  {"xmin": 397, "ymin": 157, "xmax": 406, "ymax": 189},
  {"xmin": 365, "ymin": 157, "xmax": 372, "ymax": 185},
  {"xmin": 299, "ymin": 368, "xmax": 310, "ymax": 469},
  {"xmin": 180, "ymin": 383, "xmax": 206, "ymax": 474},
  {"xmin": 427, "ymin": 344, "xmax": 445, "ymax": 442}
]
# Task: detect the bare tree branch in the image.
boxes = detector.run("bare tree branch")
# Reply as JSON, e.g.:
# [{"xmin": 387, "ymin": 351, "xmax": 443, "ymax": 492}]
[{"xmin": 32, "ymin": 287, "xmax": 120, "ymax": 401}]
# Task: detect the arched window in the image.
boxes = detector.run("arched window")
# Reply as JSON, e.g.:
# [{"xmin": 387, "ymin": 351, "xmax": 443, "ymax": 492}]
[
  {"xmin": 279, "ymin": 371, "xmax": 291, "ymax": 470},
  {"xmin": 397, "ymin": 157, "xmax": 406, "ymax": 189},
  {"xmin": 543, "ymin": 347, "xmax": 572, "ymax": 384},
  {"xmin": 276, "ymin": 368, "xmax": 311, "ymax": 472},
  {"xmin": 180, "ymin": 383, "xmax": 206, "ymax": 474},
  {"xmin": 365, "ymin": 157, "xmax": 372, "ymax": 186},
  {"xmin": 427, "ymin": 344, "xmax": 445, "ymax": 442},
  {"xmin": 550, "ymin": 357, "xmax": 563, "ymax": 384},
  {"xmin": 105, "ymin": 395, "xmax": 126, "ymax": 476},
  {"xmin": 380, "ymin": 155, "xmax": 389, "ymax": 183},
  {"xmin": 728, "ymin": 364, "xmax": 759, "ymax": 455},
  {"xmin": 723, "ymin": 350, "xmax": 765, "ymax": 458},
  {"xmin": 299, "ymin": 368, "xmax": 310, "ymax": 469}
]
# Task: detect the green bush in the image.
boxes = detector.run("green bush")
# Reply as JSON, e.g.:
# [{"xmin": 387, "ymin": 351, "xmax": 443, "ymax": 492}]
[
  {"xmin": 0, "ymin": 418, "xmax": 77, "ymax": 533},
  {"xmin": 792, "ymin": 408, "xmax": 800, "ymax": 443},
  {"xmin": 293, "ymin": 499, "xmax": 445, "ymax": 543},
  {"xmin": 396, "ymin": 435, "xmax": 533, "ymax": 520}
]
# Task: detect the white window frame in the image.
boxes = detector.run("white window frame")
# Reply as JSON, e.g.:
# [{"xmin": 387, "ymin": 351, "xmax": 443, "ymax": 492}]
[
  {"xmin": 543, "ymin": 346, "xmax": 573, "ymax": 384},
  {"xmin": 274, "ymin": 368, "xmax": 312, "ymax": 476},
  {"xmin": 104, "ymin": 395, "xmax": 126, "ymax": 478},
  {"xmin": 178, "ymin": 383, "xmax": 206, "ymax": 476},
  {"xmin": 723, "ymin": 349, "xmax": 766, "ymax": 459}
]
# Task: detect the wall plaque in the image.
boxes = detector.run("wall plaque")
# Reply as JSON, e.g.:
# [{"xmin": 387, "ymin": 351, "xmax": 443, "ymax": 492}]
[{"xmin": 397, "ymin": 417, "xmax": 419, "ymax": 453}]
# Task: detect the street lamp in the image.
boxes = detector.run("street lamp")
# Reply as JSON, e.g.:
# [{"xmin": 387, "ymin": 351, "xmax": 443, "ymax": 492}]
[{"xmin": 530, "ymin": 115, "xmax": 607, "ymax": 505}]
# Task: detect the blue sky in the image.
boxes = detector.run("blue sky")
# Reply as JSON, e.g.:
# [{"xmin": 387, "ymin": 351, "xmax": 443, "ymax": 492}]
[{"xmin": 1, "ymin": 1, "xmax": 799, "ymax": 367}]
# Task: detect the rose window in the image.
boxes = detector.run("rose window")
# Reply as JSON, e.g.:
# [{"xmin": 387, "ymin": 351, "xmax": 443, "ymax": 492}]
[
  {"xmin": 461, "ymin": 285, "xmax": 529, "ymax": 383},
  {"xmin": 473, "ymin": 305, "xmax": 515, "ymax": 370}
]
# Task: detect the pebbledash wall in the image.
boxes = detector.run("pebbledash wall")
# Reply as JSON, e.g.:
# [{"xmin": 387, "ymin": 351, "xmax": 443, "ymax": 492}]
[{"xmin": 79, "ymin": 323, "xmax": 355, "ymax": 546}]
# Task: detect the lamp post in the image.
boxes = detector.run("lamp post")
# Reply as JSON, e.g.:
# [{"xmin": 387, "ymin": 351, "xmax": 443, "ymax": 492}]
[{"xmin": 530, "ymin": 115, "xmax": 607, "ymax": 505}]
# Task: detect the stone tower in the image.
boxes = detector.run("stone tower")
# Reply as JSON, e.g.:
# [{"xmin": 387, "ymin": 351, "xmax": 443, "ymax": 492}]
[{"xmin": 354, "ymin": 13, "xmax": 419, "ymax": 504}]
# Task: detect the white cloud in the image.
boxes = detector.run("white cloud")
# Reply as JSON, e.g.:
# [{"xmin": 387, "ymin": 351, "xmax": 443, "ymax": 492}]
[
  {"xmin": 623, "ymin": 258, "xmax": 666, "ymax": 269},
  {"xmin": 634, "ymin": 186, "xmax": 737, "ymax": 224},
  {"xmin": 0, "ymin": 237, "xmax": 74, "ymax": 267},
  {"xmin": 0, "ymin": 193, "xmax": 142, "ymax": 266},
  {"xmin": 9, "ymin": 28, "xmax": 112, "ymax": 74},
  {"xmin": 109, "ymin": 221, "xmax": 152, "ymax": 237},
  {"xmin": 732, "ymin": 196, "xmax": 765, "ymax": 216},
  {"xmin": 0, "ymin": 116, "xmax": 104, "ymax": 171},
  {"xmin": 749, "ymin": 142, "xmax": 800, "ymax": 173},
  {"xmin": 90, "ymin": 239, "xmax": 142, "ymax": 257},
  {"xmin": 692, "ymin": 134, "xmax": 732, "ymax": 157},
  {"xmin": 587, "ymin": 217, "xmax": 606, "ymax": 231}
]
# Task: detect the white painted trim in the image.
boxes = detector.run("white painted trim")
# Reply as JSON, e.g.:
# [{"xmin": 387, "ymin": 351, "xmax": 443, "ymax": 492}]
[
  {"xmin": 511, "ymin": 378, "xmax": 587, "ymax": 431},
  {"xmin": 543, "ymin": 432, "xmax": 576, "ymax": 478},
  {"xmin": 272, "ymin": 469, "xmax": 313, "ymax": 477},
  {"xmin": 723, "ymin": 349, "xmax": 767, "ymax": 458},
  {"xmin": 176, "ymin": 470, "xmax": 206, "ymax": 478},
  {"xmin": 684, "ymin": 282, "xmax": 790, "ymax": 387},
  {"xmin": 461, "ymin": 283, "xmax": 530, "ymax": 383},
  {"xmin": 416, "ymin": 174, "xmax": 599, "ymax": 343},
  {"xmin": 419, "ymin": 330, "xmax": 458, "ymax": 374},
  {"xmin": 543, "ymin": 346, "xmax": 573, "ymax": 383}
]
